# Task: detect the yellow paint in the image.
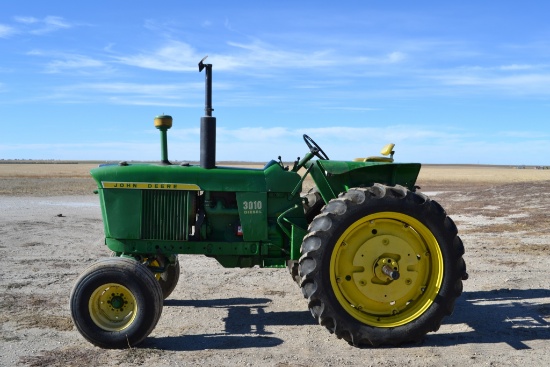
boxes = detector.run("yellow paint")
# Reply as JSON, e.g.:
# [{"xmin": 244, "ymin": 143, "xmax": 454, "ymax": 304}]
[
  {"xmin": 329, "ymin": 211, "xmax": 443, "ymax": 328},
  {"xmin": 379, "ymin": 143, "xmax": 395, "ymax": 156},
  {"xmin": 154, "ymin": 115, "xmax": 173, "ymax": 129},
  {"xmin": 89, "ymin": 283, "xmax": 137, "ymax": 331}
]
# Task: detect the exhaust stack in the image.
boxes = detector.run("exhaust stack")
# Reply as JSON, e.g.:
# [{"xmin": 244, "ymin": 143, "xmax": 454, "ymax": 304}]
[
  {"xmin": 154, "ymin": 114, "xmax": 172, "ymax": 165},
  {"xmin": 199, "ymin": 56, "xmax": 216, "ymax": 169}
]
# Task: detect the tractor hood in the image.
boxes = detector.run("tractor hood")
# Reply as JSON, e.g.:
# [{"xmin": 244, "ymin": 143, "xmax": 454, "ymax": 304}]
[{"xmin": 90, "ymin": 161, "xmax": 301, "ymax": 194}]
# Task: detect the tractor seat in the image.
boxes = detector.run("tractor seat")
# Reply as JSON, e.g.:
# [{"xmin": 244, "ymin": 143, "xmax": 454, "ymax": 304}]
[{"xmin": 354, "ymin": 143, "xmax": 395, "ymax": 163}]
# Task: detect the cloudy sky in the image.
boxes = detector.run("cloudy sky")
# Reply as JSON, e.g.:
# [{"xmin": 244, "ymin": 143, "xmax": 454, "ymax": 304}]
[{"xmin": 1, "ymin": 1, "xmax": 550, "ymax": 165}]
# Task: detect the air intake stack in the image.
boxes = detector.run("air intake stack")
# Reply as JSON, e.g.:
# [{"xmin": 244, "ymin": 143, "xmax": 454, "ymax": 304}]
[
  {"xmin": 199, "ymin": 56, "xmax": 216, "ymax": 169},
  {"xmin": 154, "ymin": 114, "xmax": 172, "ymax": 165}
]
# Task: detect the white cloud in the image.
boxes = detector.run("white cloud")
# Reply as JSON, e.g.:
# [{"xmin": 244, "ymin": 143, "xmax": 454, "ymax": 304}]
[
  {"xmin": 3, "ymin": 125, "xmax": 549, "ymax": 164},
  {"xmin": 113, "ymin": 40, "xmax": 248, "ymax": 72},
  {"xmin": 388, "ymin": 51, "xmax": 406, "ymax": 63},
  {"xmin": 499, "ymin": 64, "xmax": 537, "ymax": 71},
  {"xmin": 60, "ymin": 81, "xmax": 202, "ymax": 96},
  {"xmin": 0, "ymin": 141, "xmax": 160, "ymax": 161},
  {"xmin": 174, "ymin": 125, "xmax": 468, "ymax": 146},
  {"xmin": 222, "ymin": 127, "xmax": 289, "ymax": 141},
  {"xmin": 0, "ymin": 24, "xmax": 16, "ymax": 38},
  {"xmin": 444, "ymin": 73, "xmax": 550, "ymax": 89},
  {"xmin": 356, "ymin": 51, "xmax": 407, "ymax": 65},
  {"xmin": 44, "ymin": 81, "xmax": 206, "ymax": 106},
  {"xmin": 114, "ymin": 41, "xmax": 200, "ymax": 72},
  {"xmin": 13, "ymin": 16, "xmax": 38, "ymax": 24},
  {"xmin": 26, "ymin": 50, "xmax": 107, "ymax": 74},
  {"xmin": 498, "ymin": 130, "xmax": 550, "ymax": 139},
  {"xmin": 297, "ymin": 126, "xmax": 467, "ymax": 143},
  {"xmin": 45, "ymin": 55, "xmax": 105, "ymax": 73},
  {"xmin": 11, "ymin": 15, "xmax": 71, "ymax": 35},
  {"xmin": 225, "ymin": 40, "xmax": 335, "ymax": 69},
  {"xmin": 30, "ymin": 16, "xmax": 71, "ymax": 35},
  {"xmin": 165, "ymin": 125, "xmax": 549, "ymax": 165},
  {"xmin": 113, "ymin": 39, "xmax": 406, "ymax": 74},
  {"xmin": 321, "ymin": 106, "xmax": 378, "ymax": 112},
  {"xmin": 430, "ymin": 64, "xmax": 550, "ymax": 95}
]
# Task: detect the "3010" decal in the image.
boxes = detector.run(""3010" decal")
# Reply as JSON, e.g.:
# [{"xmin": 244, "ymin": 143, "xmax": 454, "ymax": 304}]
[{"xmin": 243, "ymin": 200, "xmax": 263, "ymax": 214}]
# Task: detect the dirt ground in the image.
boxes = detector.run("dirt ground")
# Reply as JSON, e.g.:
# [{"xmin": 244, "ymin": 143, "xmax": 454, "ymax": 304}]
[{"xmin": 1, "ymin": 163, "xmax": 550, "ymax": 366}]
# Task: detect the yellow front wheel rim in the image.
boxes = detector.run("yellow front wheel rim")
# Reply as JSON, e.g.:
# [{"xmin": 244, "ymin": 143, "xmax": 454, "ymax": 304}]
[
  {"xmin": 89, "ymin": 283, "xmax": 137, "ymax": 331},
  {"xmin": 330, "ymin": 212, "xmax": 443, "ymax": 327}
]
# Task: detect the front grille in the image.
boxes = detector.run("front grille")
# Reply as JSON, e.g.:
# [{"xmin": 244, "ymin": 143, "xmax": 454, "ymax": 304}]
[{"xmin": 141, "ymin": 190, "xmax": 191, "ymax": 241}]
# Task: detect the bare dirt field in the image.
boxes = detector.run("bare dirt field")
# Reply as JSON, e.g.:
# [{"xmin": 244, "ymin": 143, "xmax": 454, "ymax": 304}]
[{"xmin": 1, "ymin": 163, "xmax": 550, "ymax": 366}]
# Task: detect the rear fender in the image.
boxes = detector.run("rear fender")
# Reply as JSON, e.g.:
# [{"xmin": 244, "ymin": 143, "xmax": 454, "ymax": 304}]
[{"xmin": 308, "ymin": 160, "xmax": 421, "ymax": 203}]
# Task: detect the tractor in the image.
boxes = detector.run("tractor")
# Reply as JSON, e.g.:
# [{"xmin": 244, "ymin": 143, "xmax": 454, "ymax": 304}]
[{"xmin": 70, "ymin": 57, "xmax": 468, "ymax": 348}]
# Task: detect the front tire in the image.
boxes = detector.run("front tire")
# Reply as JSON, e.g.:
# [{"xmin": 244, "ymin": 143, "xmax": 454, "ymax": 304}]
[
  {"xmin": 70, "ymin": 257, "xmax": 164, "ymax": 348},
  {"xmin": 157, "ymin": 256, "xmax": 180, "ymax": 299},
  {"xmin": 110, "ymin": 253, "xmax": 181, "ymax": 299},
  {"xmin": 299, "ymin": 184, "xmax": 466, "ymax": 346}
]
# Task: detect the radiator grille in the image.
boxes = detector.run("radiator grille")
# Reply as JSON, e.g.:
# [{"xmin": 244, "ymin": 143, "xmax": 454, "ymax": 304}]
[{"xmin": 141, "ymin": 190, "xmax": 191, "ymax": 241}]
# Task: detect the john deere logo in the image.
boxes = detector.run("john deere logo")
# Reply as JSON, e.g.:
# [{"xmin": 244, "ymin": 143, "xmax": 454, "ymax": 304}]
[{"xmin": 102, "ymin": 182, "xmax": 200, "ymax": 191}]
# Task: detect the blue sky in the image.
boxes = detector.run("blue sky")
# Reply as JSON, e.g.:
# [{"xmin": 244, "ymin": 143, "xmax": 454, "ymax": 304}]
[{"xmin": 1, "ymin": 1, "xmax": 550, "ymax": 164}]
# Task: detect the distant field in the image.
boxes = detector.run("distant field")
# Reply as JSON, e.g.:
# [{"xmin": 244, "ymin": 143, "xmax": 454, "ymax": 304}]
[
  {"xmin": 1, "ymin": 162, "xmax": 549, "ymax": 196},
  {"xmin": 3, "ymin": 162, "xmax": 550, "ymax": 181},
  {"xmin": 417, "ymin": 165, "xmax": 550, "ymax": 183},
  {"xmin": 0, "ymin": 163, "xmax": 98, "ymax": 178}
]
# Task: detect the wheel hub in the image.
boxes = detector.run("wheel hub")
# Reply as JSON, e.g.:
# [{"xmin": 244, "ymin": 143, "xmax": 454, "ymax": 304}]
[
  {"xmin": 108, "ymin": 294, "xmax": 127, "ymax": 310},
  {"xmin": 89, "ymin": 283, "xmax": 137, "ymax": 331},
  {"xmin": 375, "ymin": 257, "xmax": 400, "ymax": 282},
  {"xmin": 345, "ymin": 233, "xmax": 421, "ymax": 304}
]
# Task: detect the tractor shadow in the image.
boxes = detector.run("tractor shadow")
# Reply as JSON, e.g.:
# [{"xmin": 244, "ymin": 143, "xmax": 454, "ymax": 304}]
[
  {"xmin": 146, "ymin": 289, "xmax": 550, "ymax": 351},
  {"xmin": 145, "ymin": 297, "xmax": 315, "ymax": 351},
  {"xmin": 422, "ymin": 288, "xmax": 550, "ymax": 350}
]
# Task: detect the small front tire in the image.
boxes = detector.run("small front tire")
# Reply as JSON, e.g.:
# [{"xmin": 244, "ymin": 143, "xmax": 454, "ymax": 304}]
[
  {"xmin": 70, "ymin": 257, "xmax": 164, "ymax": 348},
  {"xmin": 157, "ymin": 256, "xmax": 180, "ymax": 299}
]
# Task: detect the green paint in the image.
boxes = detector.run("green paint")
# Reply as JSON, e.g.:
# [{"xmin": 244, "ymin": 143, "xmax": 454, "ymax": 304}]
[{"xmin": 92, "ymin": 150, "xmax": 420, "ymax": 268}]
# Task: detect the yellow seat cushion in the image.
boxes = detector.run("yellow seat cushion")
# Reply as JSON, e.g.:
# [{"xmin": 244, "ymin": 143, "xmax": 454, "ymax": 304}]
[{"xmin": 354, "ymin": 143, "xmax": 395, "ymax": 163}]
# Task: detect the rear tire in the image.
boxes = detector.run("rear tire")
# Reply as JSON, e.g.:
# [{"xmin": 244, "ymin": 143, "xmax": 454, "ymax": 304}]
[
  {"xmin": 299, "ymin": 184, "xmax": 466, "ymax": 346},
  {"xmin": 287, "ymin": 188, "xmax": 325, "ymax": 286},
  {"xmin": 70, "ymin": 257, "xmax": 164, "ymax": 348},
  {"xmin": 302, "ymin": 188, "xmax": 325, "ymax": 223},
  {"xmin": 287, "ymin": 260, "xmax": 301, "ymax": 285}
]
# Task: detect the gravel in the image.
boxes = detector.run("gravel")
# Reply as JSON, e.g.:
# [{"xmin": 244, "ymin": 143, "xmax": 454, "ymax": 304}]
[{"xmin": 2, "ymin": 178, "xmax": 550, "ymax": 366}]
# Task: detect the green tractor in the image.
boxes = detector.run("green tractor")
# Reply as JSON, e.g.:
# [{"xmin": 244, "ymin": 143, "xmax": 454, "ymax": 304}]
[{"xmin": 70, "ymin": 57, "xmax": 468, "ymax": 348}]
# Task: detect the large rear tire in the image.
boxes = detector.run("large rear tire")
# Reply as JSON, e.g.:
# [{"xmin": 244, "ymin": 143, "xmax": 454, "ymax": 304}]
[
  {"xmin": 299, "ymin": 184, "xmax": 467, "ymax": 346},
  {"xmin": 70, "ymin": 257, "xmax": 164, "ymax": 348},
  {"xmin": 287, "ymin": 188, "xmax": 325, "ymax": 286},
  {"xmin": 287, "ymin": 260, "xmax": 301, "ymax": 285}
]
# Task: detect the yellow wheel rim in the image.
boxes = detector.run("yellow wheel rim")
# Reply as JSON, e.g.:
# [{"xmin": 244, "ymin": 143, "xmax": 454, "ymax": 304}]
[
  {"xmin": 330, "ymin": 212, "xmax": 443, "ymax": 327},
  {"xmin": 89, "ymin": 283, "xmax": 137, "ymax": 331}
]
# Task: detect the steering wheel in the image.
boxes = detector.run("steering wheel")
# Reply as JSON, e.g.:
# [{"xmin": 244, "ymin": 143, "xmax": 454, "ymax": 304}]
[{"xmin": 303, "ymin": 134, "xmax": 330, "ymax": 160}]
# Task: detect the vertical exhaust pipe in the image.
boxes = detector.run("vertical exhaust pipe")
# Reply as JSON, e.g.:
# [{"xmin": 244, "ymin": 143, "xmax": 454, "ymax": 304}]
[{"xmin": 199, "ymin": 56, "xmax": 216, "ymax": 169}]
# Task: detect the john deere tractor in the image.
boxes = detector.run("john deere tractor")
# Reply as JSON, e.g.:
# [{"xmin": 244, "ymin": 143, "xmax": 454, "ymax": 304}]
[{"xmin": 70, "ymin": 57, "xmax": 468, "ymax": 348}]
